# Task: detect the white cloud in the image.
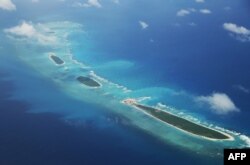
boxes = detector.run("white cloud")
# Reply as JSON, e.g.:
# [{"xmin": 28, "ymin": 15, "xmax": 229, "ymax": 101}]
[
  {"xmin": 0, "ymin": 0, "xmax": 16, "ymax": 11},
  {"xmin": 139, "ymin": 21, "xmax": 149, "ymax": 29},
  {"xmin": 196, "ymin": 92, "xmax": 240, "ymax": 115},
  {"xmin": 4, "ymin": 21, "xmax": 57, "ymax": 45},
  {"xmin": 223, "ymin": 23, "xmax": 250, "ymax": 35},
  {"xmin": 233, "ymin": 85, "xmax": 250, "ymax": 94},
  {"xmin": 200, "ymin": 9, "xmax": 212, "ymax": 14},
  {"xmin": 5, "ymin": 22, "xmax": 37, "ymax": 38},
  {"xmin": 195, "ymin": 0, "xmax": 205, "ymax": 3},
  {"xmin": 223, "ymin": 23, "xmax": 250, "ymax": 42},
  {"xmin": 177, "ymin": 8, "xmax": 211, "ymax": 17},
  {"xmin": 73, "ymin": 0, "xmax": 102, "ymax": 8},
  {"xmin": 177, "ymin": 9, "xmax": 190, "ymax": 17}
]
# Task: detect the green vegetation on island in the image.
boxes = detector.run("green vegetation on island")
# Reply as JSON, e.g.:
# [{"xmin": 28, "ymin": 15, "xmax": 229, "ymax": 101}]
[
  {"xmin": 50, "ymin": 54, "xmax": 64, "ymax": 65},
  {"xmin": 76, "ymin": 76, "xmax": 101, "ymax": 88},
  {"xmin": 132, "ymin": 103, "xmax": 231, "ymax": 140}
]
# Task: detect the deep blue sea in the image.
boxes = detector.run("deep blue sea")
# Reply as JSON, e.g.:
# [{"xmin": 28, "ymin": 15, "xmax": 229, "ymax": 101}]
[
  {"xmin": 0, "ymin": 60, "xmax": 217, "ymax": 165},
  {"xmin": 0, "ymin": 0, "xmax": 250, "ymax": 164}
]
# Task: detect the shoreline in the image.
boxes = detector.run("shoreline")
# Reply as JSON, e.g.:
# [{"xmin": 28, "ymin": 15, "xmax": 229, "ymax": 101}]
[
  {"xmin": 122, "ymin": 99, "xmax": 234, "ymax": 141},
  {"xmin": 46, "ymin": 52, "xmax": 235, "ymax": 142},
  {"xmin": 47, "ymin": 53, "xmax": 102, "ymax": 89}
]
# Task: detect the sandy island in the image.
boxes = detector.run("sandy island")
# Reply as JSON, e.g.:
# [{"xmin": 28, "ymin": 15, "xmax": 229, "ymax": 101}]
[
  {"xmin": 122, "ymin": 99, "xmax": 234, "ymax": 141},
  {"xmin": 76, "ymin": 76, "xmax": 101, "ymax": 88},
  {"xmin": 49, "ymin": 54, "xmax": 65, "ymax": 65}
]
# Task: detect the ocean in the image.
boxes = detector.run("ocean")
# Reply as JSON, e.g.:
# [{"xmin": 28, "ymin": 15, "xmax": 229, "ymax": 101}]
[
  {"xmin": 0, "ymin": 59, "xmax": 220, "ymax": 165},
  {"xmin": 0, "ymin": 0, "xmax": 250, "ymax": 164}
]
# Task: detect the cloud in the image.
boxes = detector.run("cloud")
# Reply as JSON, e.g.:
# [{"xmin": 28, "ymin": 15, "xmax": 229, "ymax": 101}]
[
  {"xmin": 195, "ymin": 0, "xmax": 205, "ymax": 3},
  {"xmin": 233, "ymin": 85, "xmax": 250, "ymax": 94},
  {"xmin": 223, "ymin": 23, "xmax": 250, "ymax": 42},
  {"xmin": 223, "ymin": 23, "xmax": 250, "ymax": 35},
  {"xmin": 177, "ymin": 9, "xmax": 190, "ymax": 17},
  {"xmin": 177, "ymin": 8, "xmax": 212, "ymax": 17},
  {"xmin": 4, "ymin": 21, "xmax": 57, "ymax": 45},
  {"xmin": 200, "ymin": 9, "xmax": 212, "ymax": 14},
  {"xmin": 0, "ymin": 0, "xmax": 16, "ymax": 11},
  {"xmin": 73, "ymin": 0, "xmax": 102, "ymax": 8},
  {"xmin": 196, "ymin": 92, "xmax": 240, "ymax": 115},
  {"xmin": 139, "ymin": 21, "xmax": 149, "ymax": 29},
  {"xmin": 4, "ymin": 21, "xmax": 37, "ymax": 38}
]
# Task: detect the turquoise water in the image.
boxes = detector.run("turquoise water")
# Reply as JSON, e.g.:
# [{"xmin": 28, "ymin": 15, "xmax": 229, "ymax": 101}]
[
  {"xmin": 1, "ymin": 1, "xmax": 250, "ymax": 164},
  {"xmin": 2, "ymin": 21, "xmax": 248, "ymax": 156}
]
